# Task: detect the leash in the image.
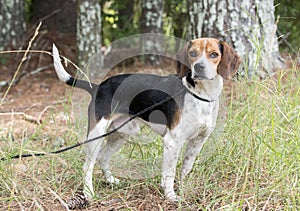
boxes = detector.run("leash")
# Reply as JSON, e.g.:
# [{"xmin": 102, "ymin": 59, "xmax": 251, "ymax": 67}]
[{"xmin": 1, "ymin": 88, "xmax": 215, "ymax": 161}]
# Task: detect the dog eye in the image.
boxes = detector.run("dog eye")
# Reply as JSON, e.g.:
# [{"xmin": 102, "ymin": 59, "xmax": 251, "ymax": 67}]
[
  {"xmin": 189, "ymin": 51, "xmax": 197, "ymax": 57},
  {"xmin": 210, "ymin": 52, "xmax": 219, "ymax": 58}
]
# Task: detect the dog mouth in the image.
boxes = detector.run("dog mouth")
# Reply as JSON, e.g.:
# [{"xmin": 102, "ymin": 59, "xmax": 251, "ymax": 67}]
[
  {"xmin": 191, "ymin": 73, "xmax": 214, "ymax": 81},
  {"xmin": 184, "ymin": 71, "xmax": 215, "ymax": 88},
  {"xmin": 190, "ymin": 67, "xmax": 215, "ymax": 80}
]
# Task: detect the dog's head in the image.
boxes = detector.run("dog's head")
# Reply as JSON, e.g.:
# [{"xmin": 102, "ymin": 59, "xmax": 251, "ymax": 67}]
[{"xmin": 176, "ymin": 38, "xmax": 242, "ymax": 80}]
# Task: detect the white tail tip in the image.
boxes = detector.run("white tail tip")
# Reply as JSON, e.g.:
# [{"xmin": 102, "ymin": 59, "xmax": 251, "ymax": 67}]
[{"xmin": 52, "ymin": 43, "xmax": 71, "ymax": 82}]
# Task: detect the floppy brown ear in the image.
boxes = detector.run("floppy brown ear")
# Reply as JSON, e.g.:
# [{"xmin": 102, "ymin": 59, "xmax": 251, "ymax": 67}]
[
  {"xmin": 175, "ymin": 41, "xmax": 191, "ymax": 79},
  {"xmin": 218, "ymin": 41, "xmax": 242, "ymax": 79}
]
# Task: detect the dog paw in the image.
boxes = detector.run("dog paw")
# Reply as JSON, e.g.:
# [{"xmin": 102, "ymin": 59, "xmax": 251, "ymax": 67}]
[
  {"xmin": 103, "ymin": 170, "xmax": 120, "ymax": 185},
  {"xmin": 106, "ymin": 175, "xmax": 120, "ymax": 185},
  {"xmin": 67, "ymin": 192, "xmax": 89, "ymax": 210},
  {"xmin": 165, "ymin": 192, "xmax": 180, "ymax": 202}
]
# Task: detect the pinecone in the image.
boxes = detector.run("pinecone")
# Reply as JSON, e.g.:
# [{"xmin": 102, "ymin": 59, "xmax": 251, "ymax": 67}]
[{"xmin": 67, "ymin": 192, "xmax": 89, "ymax": 210}]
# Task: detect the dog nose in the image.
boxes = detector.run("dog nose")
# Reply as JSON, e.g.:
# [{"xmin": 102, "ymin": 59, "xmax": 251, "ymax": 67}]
[{"xmin": 194, "ymin": 62, "xmax": 206, "ymax": 72}]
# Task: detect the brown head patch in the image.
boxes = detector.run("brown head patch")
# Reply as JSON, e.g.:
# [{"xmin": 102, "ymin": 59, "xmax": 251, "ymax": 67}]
[
  {"xmin": 175, "ymin": 41, "xmax": 192, "ymax": 79},
  {"xmin": 217, "ymin": 41, "xmax": 242, "ymax": 79}
]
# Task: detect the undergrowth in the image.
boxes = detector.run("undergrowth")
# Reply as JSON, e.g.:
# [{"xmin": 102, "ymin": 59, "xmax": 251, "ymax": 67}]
[{"xmin": 183, "ymin": 66, "xmax": 300, "ymax": 210}]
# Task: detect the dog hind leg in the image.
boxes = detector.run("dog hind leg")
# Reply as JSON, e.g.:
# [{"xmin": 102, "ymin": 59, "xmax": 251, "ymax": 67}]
[
  {"xmin": 97, "ymin": 134, "xmax": 126, "ymax": 184},
  {"xmin": 82, "ymin": 118, "xmax": 111, "ymax": 199},
  {"xmin": 161, "ymin": 132, "xmax": 185, "ymax": 201}
]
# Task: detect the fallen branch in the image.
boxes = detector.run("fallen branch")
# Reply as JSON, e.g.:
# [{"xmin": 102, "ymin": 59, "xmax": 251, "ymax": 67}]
[
  {"xmin": 0, "ymin": 112, "xmax": 42, "ymax": 125},
  {"xmin": 30, "ymin": 64, "xmax": 53, "ymax": 75},
  {"xmin": 0, "ymin": 100, "xmax": 67, "ymax": 125},
  {"xmin": 0, "ymin": 81, "xmax": 8, "ymax": 87},
  {"xmin": 37, "ymin": 105, "xmax": 55, "ymax": 124},
  {"xmin": 0, "ymin": 64, "xmax": 54, "ymax": 90}
]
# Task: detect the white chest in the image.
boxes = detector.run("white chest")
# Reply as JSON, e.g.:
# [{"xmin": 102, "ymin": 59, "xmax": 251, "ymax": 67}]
[{"xmin": 174, "ymin": 94, "xmax": 219, "ymax": 140}]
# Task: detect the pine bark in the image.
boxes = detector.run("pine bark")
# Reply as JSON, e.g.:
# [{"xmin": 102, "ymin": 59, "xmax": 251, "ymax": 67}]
[
  {"xmin": 187, "ymin": 0, "xmax": 284, "ymax": 78},
  {"xmin": 0, "ymin": 0, "xmax": 26, "ymax": 50},
  {"xmin": 77, "ymin": 0, "xmax": 102, "ymax": 71},
  {"xmin": 141, "ymin": 0, "xmax": 164, "ymax": 66}
]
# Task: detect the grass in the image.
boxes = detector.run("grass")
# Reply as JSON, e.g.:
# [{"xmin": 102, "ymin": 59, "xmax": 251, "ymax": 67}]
[
  {"xmin": 0, "ymin": 62, "xmax": 299, "ymax": 210},
  {"xmin": 182, "ymin": 66, "xmax": 300, "ymax": 210}
]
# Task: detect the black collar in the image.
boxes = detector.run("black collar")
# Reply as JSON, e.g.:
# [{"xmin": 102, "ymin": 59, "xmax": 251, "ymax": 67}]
[
  {"xmin": 187, "ymin": 89, "xmax": 215, "ymax": 102},
  {"xmin": 192, "ymin": 93, "xmax": 213, "ymax": 102},
  {"xmin": 184, "ymin": 72, "xmax": 217, "ymax": 103}
]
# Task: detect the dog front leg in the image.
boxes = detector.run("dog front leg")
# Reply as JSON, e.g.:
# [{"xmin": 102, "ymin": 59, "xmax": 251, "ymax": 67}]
[
  {"xmin": 181, "ymin": 136, "xmax": 208, "ymax": 180},
  {"xmin": 161, "ymin": 133, "xmax": 185, "ymax": 201}
]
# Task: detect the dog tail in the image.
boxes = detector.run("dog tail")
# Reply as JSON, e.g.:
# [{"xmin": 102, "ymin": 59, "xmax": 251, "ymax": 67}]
[{"xmin": 52, "ymin": 44, "xmax": 96, "ymax": 95}]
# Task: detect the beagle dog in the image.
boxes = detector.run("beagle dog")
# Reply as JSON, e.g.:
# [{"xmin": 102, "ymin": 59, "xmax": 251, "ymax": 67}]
[{"xmin": 52, "ymin": 38, "xmax": 241, "ymax": 207}]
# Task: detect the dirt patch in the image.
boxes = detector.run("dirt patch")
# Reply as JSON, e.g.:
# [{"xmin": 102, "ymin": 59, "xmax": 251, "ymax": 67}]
[{"xmin": 0, "ymin": 33, "xmax": 74, "ymax": 138}]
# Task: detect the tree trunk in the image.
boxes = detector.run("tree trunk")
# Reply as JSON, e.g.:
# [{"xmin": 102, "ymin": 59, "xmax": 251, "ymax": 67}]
[
  {"xmin": 187, "ymin": 0, "xmax": 284, "ymax": 78},
  {"xmin": 141, "ymin": 0, "xmax": 164, "ymax": 66},
  {"xmin": 0, "ymin": 0, "xmax": 26, "ymax": 50},
  {"xmin": 77, "ymin": 0, "xmax": 102, "ymax": 73}
]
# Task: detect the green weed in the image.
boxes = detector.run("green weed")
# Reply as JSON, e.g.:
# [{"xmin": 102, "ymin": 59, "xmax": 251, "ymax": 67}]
[{"xmin": 182, "ymin": 66, "xmax": 300, "ymax": 210}]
